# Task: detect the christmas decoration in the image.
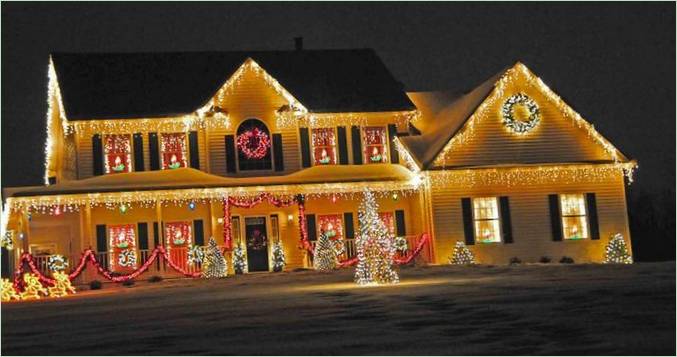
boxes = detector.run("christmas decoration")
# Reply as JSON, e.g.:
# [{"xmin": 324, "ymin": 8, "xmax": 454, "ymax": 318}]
[
  {"xmin": 47, "ymin": 255, "xmax": 69, "ymax": 272},
  {"xmin": 103, "ymin": 134, "xmax": 132, "ymax": 174},
  {"xmin": 161, "ymin": 133, "xmax": 187, "ymax": 170},
  {"xmin": 314, "ymin": 232, "xmax": 337, "ymax": 271},
  {"xmin": 312, "ymin": 128, "xmax": 336, "ymax": 165},
  {"xmin": 237, "ymin": 127, "xmax": 271, "ymax": 159},
  {"xmin": 233, "ymin": 243, "xmax": 247, "ymax": 274},
  {"xmin": 604, "ymin": 233, "xmax": 633, "ymax": 264},
  {"xmin": 2, "ymin": 278, "xmax": 20, "ymax": 302},
  {"xmin": 118, "ymin": 249, "xmax": 137, "ymax": 268},
  {"xmin": 20, "ymin": 273, "xmax": 48, "ymax": 300},
  {"xmin": 166, "ymin": 222, "xmax": 192, "ymax": 247},
  {"xmin": 354, "ymin": 189, "xmax": 399, "ymax": 285},
  {"xmin": 47, "ymin": 271, "xmax": 76, "ymax": 297},
  {"xmin": 187, "ymin": 245, "xmax": 204, "ymax": 266},
  {"xmin": 449, "ymin": 241, "xmax": 475, "ymax": 265},
  {"xmin": 394, "ymin": 236, "xmax": 408, "ymax": 252},
  {"xmin": 188, "ymin": 201, "xmax": 196, "ymax": 210},
  {"xmin": 1, "ymin": 230, "xmax": 14, "ymax": 250},
  {"xmin": 501, "ymin": 93, "xmax": 540, "ymax": 134},
  {"xmin": 364, "ymin": 127, "xmax": 388, "ymax": 163},
  {"xmin": 272, "ymin": 241, "xmax": 285, "ymax": 272},
  {"xmin": 391, "ymin": 192, "xmax": 399, "ymax": 202},
  {"xmin": 202, "ymin": 237, "xmax": 228, "ymax": 278},
  {"xmin": 119, "ymin": 203, "xmax": 128, "ymax": 214}
]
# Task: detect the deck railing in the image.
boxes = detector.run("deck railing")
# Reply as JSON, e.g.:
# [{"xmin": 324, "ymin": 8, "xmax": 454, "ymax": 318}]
[{"xmin": 309, "ymin": 234, "xmax": 429, "ymax": 266}]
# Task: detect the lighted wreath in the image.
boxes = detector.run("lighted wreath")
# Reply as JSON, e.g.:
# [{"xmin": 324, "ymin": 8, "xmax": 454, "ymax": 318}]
[
  {"xmin": 237, "ymin": 127, "xmax": 271, "ymax": 159},
  {"xmin": 501, "ymin": 93, "xmax": 541, "ymax": 134},
  {"xmin": 47, "ymin": 255, "xmax": 69, "ymax": 272}
]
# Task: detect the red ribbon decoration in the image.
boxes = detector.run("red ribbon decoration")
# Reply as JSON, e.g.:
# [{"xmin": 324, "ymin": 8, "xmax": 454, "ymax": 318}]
[{"xmin": 223, "ymin": 198, "xmax": 232, "ymax": 250}]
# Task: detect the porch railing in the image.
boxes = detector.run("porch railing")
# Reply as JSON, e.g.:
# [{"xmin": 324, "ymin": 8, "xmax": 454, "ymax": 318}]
[{"xmin": 308, "ymin": 234, "xmax": 429, "ymax": 266}]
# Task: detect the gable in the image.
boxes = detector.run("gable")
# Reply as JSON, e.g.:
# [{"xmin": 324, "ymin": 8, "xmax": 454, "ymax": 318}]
[{"xmin": 428, "ymin": 63, "xmax": 627, "ymax": 168}]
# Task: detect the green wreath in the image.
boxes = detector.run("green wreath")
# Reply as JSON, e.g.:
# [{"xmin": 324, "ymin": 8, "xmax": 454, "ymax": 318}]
[{"xmin": 501, "ymin": 93, "xmax": 540, "ymax": 134}]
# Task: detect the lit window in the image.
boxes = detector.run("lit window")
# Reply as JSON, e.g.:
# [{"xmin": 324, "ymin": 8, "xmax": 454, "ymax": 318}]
[
  {"xmin": 109, "ymin": 224, "xmax": 137, "ymax": 271},
  {"xmin": 318, "ymin": 214, "xmax": 345, "ymax": 256},
  {"xmin": 160, "ymin": 133, "xmax": 188, "ymax": 170},
  {"xmin": 104, "ymin": 134, "xmax": 132, "ymax": 174},
  {"xmin": 165, "ymin": 221, "xmax": 193, "ymax": 248},
  {"xmin": 560, "ymin": 194, "xmax": 589, "ymax": 240},
  {"xmin": 363, "ymin": 127, "xmax": 388, "ymax": 163},
  {"xmin": 379, "ymin": 212, "xmax": 396, "ymax": 237},
  {"xmin": 312, "ymin": 128, "xmax": 337, "ymax": 165},
  {"xmin": 472, "ymin": 197, "xmax": 501, "ymax": 243}
]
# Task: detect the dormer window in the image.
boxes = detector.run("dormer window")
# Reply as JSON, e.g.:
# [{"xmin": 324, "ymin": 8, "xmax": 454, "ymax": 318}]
[
  {"xmin": 161, "ymin": 133, "xmax": 188, "ymax": 170},
  {"xmin": 311, "ymin": 128, "xmax": 337, "ymax": 165},
  {"xmin": 363, "ymin": 127, "xmax": 388, "ymax": 164},
  {"xmin": 104, "ymin": 134, "xmax": 132, "ymax": 174}
]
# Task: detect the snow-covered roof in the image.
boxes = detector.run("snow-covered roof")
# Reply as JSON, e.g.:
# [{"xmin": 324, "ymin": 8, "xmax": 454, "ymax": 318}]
[{"xmin": 9, "ymin": 166, "xmax": 416, "ymax": 197}]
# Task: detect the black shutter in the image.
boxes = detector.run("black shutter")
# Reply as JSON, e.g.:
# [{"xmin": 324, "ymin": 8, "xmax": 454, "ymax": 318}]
[
  {"xmin": 272, "ymin": 133, "xmax": 284, "ymax": 172},
  {"xmin": 224, "ymin": 135, "xmax": 237, "ymax": 173},
  {"xmin": 92, "ymin": 134, "xmax": 103, "ymax": 176},
  {"xmin": 148, "ymin": 132, "xmax": 160, "ymax": 170},
  {"xmin": 194, "ymin": 220, "xmax": 205, "ymax": 246},
  {"xmin": 47, "ymin": 177, "xmax": 57, "ymax": 185},
  {"xmin": 395, "ymin": 209, "xmax": 406, "ymax": 237},
  {"xmin": 351, "ymin": 125, "xmax": 363, "ymax": 165},
  {"xmin": 337, "ymin": 126, "xmax": 349, "ymax": 165},
  {"xmin": 388, "ymin": 124, "xmax": 400, "ymax": 164},
  {"xmin": 549, "ymin": 194, "xmax": 563, "ymax": 241},
  {"xmin": 344, "ymin": 212, "xmax": 355, "ymax": 239},
  {"xmin": 306, "ymin": 214, "xmax": 317, "ymax": 241},
  {"xmin": 138, "ymin": 222, "xmax": 149, "ymax": 250},
  {"xmin": 461, "ymin": 198, "xmax": 475, "ymax": 245},
  {"xmin": 96, "ymin": 224, "xmax": 107, "ymax": 252},
  {"xmin": 188, "ymin": 131, "xmax": 200, "ymax": 169},
  {"xmin": 586, "ymin": 193, "xmax": 600, "ymax": 240},
  {"xmin": 153, "ymin": 222, "xmax": 160, "ymax": 246},
  {"xmin": 299, "ymin": 127, "xmax": 311, "ymax": 168},
  {"xmin": 133, "ymin": 133, "xmax": 145, "ymax": 171},
  {"xmin": 499, "ymin": 196, "xmax": 513, "ymax": 244}
]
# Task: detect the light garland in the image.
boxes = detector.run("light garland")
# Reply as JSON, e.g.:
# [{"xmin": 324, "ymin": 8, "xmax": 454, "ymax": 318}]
[
  {"xmin": 276, "ymin": 109, "xmax": 420, "ymax": 130},
  {"xmin": 433, "ymin": 62, "xmax": 624, "ymax": 167},
  {"xmin": 501, "ymin": 93, "xmax": 540, "ymax": 134},
  {"xmin": 69, "ymin": 114, "xmax": 231, "ymax": 137},
  {"xmin": 393, "ymin": 136, "xmax": 421, "ymax": 173},
  {"xmin": 604, "ymin": 233, "xmax": 633, "ymax": 264},
  {"xmin": 47, "ymin": 255, "xmax": 69, "ymax": 272},
  {"xmin": 449, "ymin": 241, "xmax": 475, "ymax": 265},
  {"xmin": 47, "ymin": 272, "xmax": 76, "ymax": 298}
]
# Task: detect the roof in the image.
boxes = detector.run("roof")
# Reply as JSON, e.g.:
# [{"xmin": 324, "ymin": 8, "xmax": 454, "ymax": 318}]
[
  {"xmin": 50, "ymin": 49, "xmax": 416, "ymax": 120},
  {"xmin": 8, "ymin": 166, "xmax": 416, "ymax": 197},
  {"xmin": 401, "ymin": 66, "xmax": 508, "ymax": 167}
]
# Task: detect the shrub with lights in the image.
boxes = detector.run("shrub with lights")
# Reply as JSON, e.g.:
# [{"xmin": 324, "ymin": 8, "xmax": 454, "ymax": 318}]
[
  {"xmin": 449, "ymin": 241, "xmax": 475, "ymax": 265},
  {"xmin": 604, "ymin": 233, "xmax": 633, "ymax": 264},
  {"xmin": 233, "ymin": 243, "xmax": 248, "ymax": 275},
  {"xmin": 202, "ymin": 237, "xmax": 227, "ymax": 278},
  {"xmin": 272, "ymin": 240, "xmax": 285, "ymax": 272},
  {"xmin": 314, "ymin": 231, "xmax": 337, "ymax": 271}
]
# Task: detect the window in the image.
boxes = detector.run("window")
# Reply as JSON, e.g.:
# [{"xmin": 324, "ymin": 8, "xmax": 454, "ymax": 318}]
[
  {"xmin": 560, "ymin": 194, "xmax": 589, "ymax": 240},
  {"xmin": 165, "ymin": 221, "xmax": 192, "ymax": 248},
  {"xmin": 379, "ymin": 212, "xmax": 396, "ymax": 237},
  {"xmin": 472, "ymin": 197, "xmax": 501, "ymax": 243},
  {"xmin": 311, "ymin": 128, "xmax": 337, "ymax": 165},
  {"xmin": 318, "ymin": 214, "xmax": 345, "ymax": 256},
  {"xmin": 363, "ymin": 126, "xmax": 388, "ymax": 163},
  {"xmin": 104, "ymin": 134, "xmax": 132, "ymax": 174},
  {"xmin": 109, "ymin": 224, "xmax": 137, "ymax": 270},
  {"xmin": 160, "ymin": 133, "xmax": 188, "ymax": 170},
  {"xmin": 236, "ymin": 119, "xmax": 272, "ymax": 171}
]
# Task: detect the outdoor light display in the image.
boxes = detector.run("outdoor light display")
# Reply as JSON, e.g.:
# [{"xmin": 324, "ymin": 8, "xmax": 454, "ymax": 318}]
[
  {"xmin": 103, "ymin": 134, "xmax": 132, "ymax": 174},
  {"xmin": 233, "ymin": 243, "xmax": 247, "ymax": 274},
  {"xmin": 314, "ymin": 231, "xmax": 337, "ymax": 271},
  {"xmin": 47, "ymin": 255, "xmax": 68, "ymax": 272},
  {"xmin": 166, "ymin": 222, "xmax": 192, "ymax": 247},
  {"xmin": 604, "ymin": 233, "xmax": 633, "ymax": 264},
  {"xmin": 449, "ymin": 241, "xmax": 475, "ymax": 265},
  {"xmin": 202, "ymin": 237, "xmax": 227, "ymax": 278},
  {"xmin": 272, "ymin": 240, "xmax": 285, "ymax": 272},
  {"xmin": 160, "ymin": 133, "xmax": 188, "ymax": 169},
  {"xmin": 237, "ymin": 127, "xmax": 271, "ymax": 160},
  {"xmin": 363, "ymin": 127, "xmax": 388, "ymax": 163},
  {"xmin": 109, "ymin": 224, "xmax": 137, "ymax": 270},
  {"xmin": 47, "ymin": 272, "xmax": 76, "ymax": 298},
  {"xmin": 187, "ymin": 245, "xmax": 204, "ymax": 266},
  {"xmin": 312, "ymin": 128, "xmax": 337, "ymax": 165},
  {"xmin": 1, "ymin": 279, "xmax": 21, "ymax": 301},
  {"xmin": 501, "ymin": 93, "xmax": 541, "ymax": 134},
  {"xmin": 20, "ymin": 273, "xmax": 48, "ymax": 300},
  {"xmin": 318, "ymin": 214, "xmax": 345, "ymax": 256}
]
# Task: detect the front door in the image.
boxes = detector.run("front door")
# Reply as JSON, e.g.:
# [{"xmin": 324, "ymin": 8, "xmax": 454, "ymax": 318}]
[{"xmin": 245, "ymin": 217, "xmax": 269, "ymax": 272}]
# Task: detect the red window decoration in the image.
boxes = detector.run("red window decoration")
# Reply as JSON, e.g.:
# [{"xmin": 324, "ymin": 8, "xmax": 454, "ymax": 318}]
[
  {"xmin": 104, "ymin": 134, "xmax": 132, "ymax": 174},
  {"xmin": 165, "ymin": 221, "xmax": 192, "ymax": 248},
  {"xmin": 363, "ymin": 127, "xmax": 388, "ymax": 163},
  {"xmin": 237, "ymin": 127, "xmax": 271, "ymax": 160},
  {"xmin": 379, "ymin": 212, "xmax": 396, "ymax": 237},
  {"xmin": 161, "ymin": 133, "xmax": 188, "ymax": 170},
  {"xmin": 318, "ymin": 214, "xmax": 345, "ymax": 256},
  {"xmin": 312, "ymin": 128, "xmax": 337, "ymax": 165},
  {"xmin": 109, "ymin": 224, "xmax": 137, "ymax": 271}
]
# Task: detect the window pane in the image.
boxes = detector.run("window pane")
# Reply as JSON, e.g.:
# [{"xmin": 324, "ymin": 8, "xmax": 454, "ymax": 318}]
[
  {"xmin": 562, "ymin": 216, "xmax": 589, "ymax": 239},
  {"xmin": 363, "ymin": 127, "xmax": 388, "ymax": 163},
  {"xmin": 474, "ymin": 219, "xmax": 501, "ymax": 243},
  {"xmin": 161, "ymin": 133, "xmax": 188, "ymax": 170},
  {"xmin": 104, "ymin": 134, "xmax": 132, "ymax": 174},
  {"xmin": 472, "ymin": 197, "xmax": 501, "ymax": 243},
  {"xmin": 312, "ymin": 128, "xmax": 337, "ymax": 165},
  {"xmin": 560, "ymin": 194, "xmax": 586, "ymax": 216},
  {"xmin": 109, "ymin": 224, "xmax": 137, "ymax": 271},
  {"xmin": 473, "ymin": 197, "xmax": 499, "ymax": 219}
]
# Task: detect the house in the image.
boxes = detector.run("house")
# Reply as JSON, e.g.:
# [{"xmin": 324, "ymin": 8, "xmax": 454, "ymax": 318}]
[{"xmin": 1, "ymin": 45, "xmax": 636, "ymax": 280}]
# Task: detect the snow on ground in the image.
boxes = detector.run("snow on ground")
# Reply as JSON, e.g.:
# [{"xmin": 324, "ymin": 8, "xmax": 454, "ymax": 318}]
[{"xmin": 1, "ymin": 262, "xmax": 674, "ymax": 355}]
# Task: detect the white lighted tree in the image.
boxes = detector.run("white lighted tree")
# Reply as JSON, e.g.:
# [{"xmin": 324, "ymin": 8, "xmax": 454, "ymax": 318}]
[
  {"xmin": 202, "ymin": 237, "xmax": 227, "ymax": 278},
  {"xmin": 604, "ymin": 233, "xmax": 633, "ymax": 264},
  {"xmin": 449, "ymin": 241, "xmax": 475, "ymax": 265},
  {"xmin": 354, "ymin": 189, "xmax": 399, "ymax": 285},
  {"xmin": 314, "ymin": 231, "xmax": 337, "ymax": 271},
  {"xmin": 233, "ymin": 243, "xmax": 248, "ymax": 275},
  {"xmin": 272, "ymin": 240, "xmax": 285, "ymax": 272}
]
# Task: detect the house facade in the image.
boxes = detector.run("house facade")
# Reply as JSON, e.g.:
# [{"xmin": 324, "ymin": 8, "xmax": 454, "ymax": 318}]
[{"xmin": 1, "ymin": 48, "xmax": 636, "ymax": 280}]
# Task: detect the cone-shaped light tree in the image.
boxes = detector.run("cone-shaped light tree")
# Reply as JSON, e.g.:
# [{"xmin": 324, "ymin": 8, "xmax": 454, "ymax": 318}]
[
  {"xmin": 233, "ymin": 242, "xmax": 248, "ymax": 275},
  {"xmin": 449, "ymin": 241, "xmax": 475, "ymax": 265},
  {"xmin": 272, "ymin": 240, "xmax": 286, "ymax": 272},
  {"xmin": 314, "ymin": 231, "xmax": 337, "ymax": 271},
  {"xmin": 202, "ymin": 237, "xmax": 228, "ymax": 278},
  {"xmin": 354, "ymin": 189, "xmax": 399, "ymax": 285},
  {"xmin": 604, "ymin": 233, "xmax": 633, "ymax": 264}
]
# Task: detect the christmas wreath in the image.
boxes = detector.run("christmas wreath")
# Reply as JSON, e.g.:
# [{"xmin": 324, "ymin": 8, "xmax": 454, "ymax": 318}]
[
  {"xmin": 501, "ymin": 93, "xmax": 540, "ymax": 134},
  {"xmin": 237, "ymin": 128, "xmax": 271, "ymax": 159}
]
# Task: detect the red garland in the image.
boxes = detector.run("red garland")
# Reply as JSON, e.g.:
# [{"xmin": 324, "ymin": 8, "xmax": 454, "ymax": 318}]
[
  {"xmin": 223, "ymin": 198, "xmax": 232, "ymax": 250},
  {"xmin": 236, "ymin": 128, "xmax": 271, "ymax": 160}
]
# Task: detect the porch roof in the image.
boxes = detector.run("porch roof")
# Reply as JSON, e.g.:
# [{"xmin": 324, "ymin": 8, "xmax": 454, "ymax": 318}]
[{"xmin": 7, "ymin": 166, "xmax": 417, "ymax": 197}]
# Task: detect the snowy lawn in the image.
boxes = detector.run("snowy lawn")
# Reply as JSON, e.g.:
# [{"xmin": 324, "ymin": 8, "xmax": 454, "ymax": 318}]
[{"xmin": 1, "ymin": 262, "xmax": 674, "ymax": 355}]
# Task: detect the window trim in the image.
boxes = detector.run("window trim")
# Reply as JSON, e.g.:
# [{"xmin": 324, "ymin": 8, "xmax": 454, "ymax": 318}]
[
  {"xmin": 471, "ymin": 196, "xmax": 502, "ymax": 244},
  {"xmin": 558, "ymin": 193, "xmax": 590, "ymax": 240}
]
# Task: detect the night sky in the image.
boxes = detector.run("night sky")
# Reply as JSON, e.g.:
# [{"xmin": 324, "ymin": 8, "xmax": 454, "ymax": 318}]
[{"xmin": 2, "ymin": 3, "xmax": 674, "ymax": 197}]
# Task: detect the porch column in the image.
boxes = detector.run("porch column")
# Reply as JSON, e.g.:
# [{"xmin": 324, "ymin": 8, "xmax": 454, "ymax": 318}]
[{"xmin": 155, "ymin": 200, "xmax": 164, "ymax": 272}]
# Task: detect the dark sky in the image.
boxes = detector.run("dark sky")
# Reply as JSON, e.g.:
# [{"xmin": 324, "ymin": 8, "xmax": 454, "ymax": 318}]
[{"xmin": 2, "ymin": 3, "xmax": 675, "ymax": 196}]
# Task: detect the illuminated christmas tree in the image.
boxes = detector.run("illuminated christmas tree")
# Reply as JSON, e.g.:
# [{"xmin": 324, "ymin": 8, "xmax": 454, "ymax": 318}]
[
  {"xmin": 1, "ymin": 278, "xmax": 20, "ymax": 302},
  {"xmin": 233, "ymin": 243, "xmax": 247, "ymax": 275},
  {"xmin": 449, "ymin": 241, "xmax": 475, "ymax": 265},
  {"xmin": 354, "ymin": 189, "xmax": 399, "ymax": 285},
  {"xmin": 202, "ymin": 237, "xmax": 228, "ymax": 278},
  {"xmin": 47, "ymin": 271, "xmax": 76, "ymax": 297},
  {"xmin": 604, "ymin": 233, "xmax": 633, "ymax": 264},
  {"xmin": 314, "ymin": 231, "xmax": 337, "ymax": 271},
  {"xmin": 272, "ymin": 240, "xmax": 285, "ymax": 272},
  {"xmin": 20, "ymin": 273, "xmax": 48, "ymax": 300}
]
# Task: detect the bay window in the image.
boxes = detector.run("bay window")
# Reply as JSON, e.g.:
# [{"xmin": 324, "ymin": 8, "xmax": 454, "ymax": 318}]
[{"xmin": 472, "ymin": 197, "xmax": 502, "ymax": 243}]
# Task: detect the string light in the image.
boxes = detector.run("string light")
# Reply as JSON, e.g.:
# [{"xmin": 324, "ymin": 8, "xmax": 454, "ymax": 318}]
[
  {"xmin": 314, "ymin": 231, "xmax": 337, "ymax": 271},
  {"xmin": 232, "ymin": 243, "xmax": 247, "ymax": 274},
  {"xmin": 1, "ymin": 279, "xmax": 21, "ymax": 302},
  {"xmin": 47, "ymin": 272, "xmax": 76, "ymax": 298},
  {"xmin": 604, "ymin": 233, "xmax": 633, "ymax": 264},
  {"xmin": 272, "ymin": 240, "xmax": 286, "ymax": 272},
  {"xmin": 20, "ymin": 273, "xmax": 48, "ymax": 300},
  {"xmin": 202, "ymin": 237, "xmax": 227, "ymax": 278},
  {"xmin": 47, "ymin": 255, "xmax": 68, "ymax": 272},
  {"xmin": 449, "ymin": 241, "xmax": 475, "ymax": 265}
]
